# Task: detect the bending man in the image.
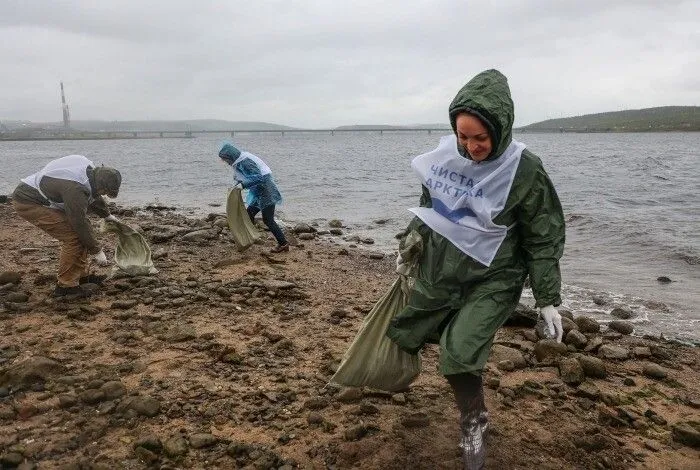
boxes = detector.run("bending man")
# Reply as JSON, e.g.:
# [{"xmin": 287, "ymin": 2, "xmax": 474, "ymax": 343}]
[{"xmin": 13, "ymin": 154, "xmax": 121, "ymax": 297}]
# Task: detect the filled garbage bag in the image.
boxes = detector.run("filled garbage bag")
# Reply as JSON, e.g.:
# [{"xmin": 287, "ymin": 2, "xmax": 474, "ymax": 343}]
[
  {"xmin": 226, "ymin": 187, "xmax": 260, "ymax": 251},
  {"xmin": 103, "ymin": 220, "xmax": 158, "ymax": 276},
  {"xmin": 330, "ymin": 275, "xmax": 422, "ymax": 392}
]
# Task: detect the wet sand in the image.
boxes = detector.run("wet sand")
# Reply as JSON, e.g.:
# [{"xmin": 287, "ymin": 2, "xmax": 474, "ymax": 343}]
[{"xmin": 0, "ymin": 201, "xmax": 698, "ymax": 469}]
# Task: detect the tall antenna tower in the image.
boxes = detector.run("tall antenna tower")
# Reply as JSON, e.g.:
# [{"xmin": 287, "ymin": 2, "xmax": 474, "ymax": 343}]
[{"xmin": 60, "ymin": 81, "xmax": 71, "ymax": 129}]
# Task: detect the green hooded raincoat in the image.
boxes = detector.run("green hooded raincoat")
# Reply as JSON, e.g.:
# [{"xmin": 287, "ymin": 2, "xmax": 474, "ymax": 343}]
[{"xmin": 386, "ymin": 69, "xmax": 565, "ymax": 376}]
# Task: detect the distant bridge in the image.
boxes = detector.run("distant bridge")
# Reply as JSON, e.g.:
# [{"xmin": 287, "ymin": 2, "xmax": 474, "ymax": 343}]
[{"xmin": 0, "ymin": 127, "xmax": 452, "ymax": 141}]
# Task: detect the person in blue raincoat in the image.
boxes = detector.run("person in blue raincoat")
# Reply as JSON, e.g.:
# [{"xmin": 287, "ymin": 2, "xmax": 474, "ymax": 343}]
[{"xmin": 218, "ymin": 143, "xmax": 289, "ymax": 252}]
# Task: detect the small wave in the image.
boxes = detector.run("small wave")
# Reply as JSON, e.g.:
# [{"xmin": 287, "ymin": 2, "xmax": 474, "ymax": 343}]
[{"xmin": 675, "ymin": 252, "xmax": 700, "ymax": 265}]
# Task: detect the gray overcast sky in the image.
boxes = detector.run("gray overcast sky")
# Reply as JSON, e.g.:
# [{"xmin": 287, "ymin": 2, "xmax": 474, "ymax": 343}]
[{"xmin": 1, "ymin": 0, "xmax": 698, "ymax": 128}]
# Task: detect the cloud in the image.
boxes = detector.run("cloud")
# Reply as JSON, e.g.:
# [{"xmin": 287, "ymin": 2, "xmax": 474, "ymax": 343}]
[{"xmin": 1, "ymin": 0, "xmax": 697, "ymax": 127}]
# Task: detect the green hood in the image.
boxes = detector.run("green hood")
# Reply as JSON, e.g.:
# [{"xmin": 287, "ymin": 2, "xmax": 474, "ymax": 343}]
[{"xmin": 448, "ymin": 69, "xmax": 514, "ymax": 161}]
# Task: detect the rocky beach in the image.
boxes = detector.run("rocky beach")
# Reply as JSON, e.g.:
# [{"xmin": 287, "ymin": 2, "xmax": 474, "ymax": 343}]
[{"xmin": 0, "ymin": 200, "xmax": 698, "ymax": 470}]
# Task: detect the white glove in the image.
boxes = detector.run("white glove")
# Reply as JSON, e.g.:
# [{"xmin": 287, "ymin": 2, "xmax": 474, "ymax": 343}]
[
  {"xmin": 395, "ymin": 253, "xmax": 411, "ymax": 276},
  {"xmin": 105, "ymin": 214, "xmax": 120, "ymax": 223},
  {"xmin": 539, "ymin": 305, "xmax": 563, "ymax": 342},
  {"xmin": 93, "ymin": 249, "xmax": 110, "ymax": 267}
]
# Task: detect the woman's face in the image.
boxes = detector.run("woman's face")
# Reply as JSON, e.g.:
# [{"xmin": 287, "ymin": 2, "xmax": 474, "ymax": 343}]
[{"xmin": 455, "ymin": 113, "xmax": 493, "ymax": 162}]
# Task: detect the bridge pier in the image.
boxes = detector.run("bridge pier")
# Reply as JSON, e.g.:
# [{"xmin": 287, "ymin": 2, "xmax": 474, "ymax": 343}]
[
  {"xmin": 230, "ymin": 131, "xmax": 235, "ymax": 137},
  {"xmin": 132, "ymin": 132, "xmax": 137, "ymax": 138},
  {"xmin": 331, "ymin": 130, "xmax": 334, "ymax": 135},
  {"xmin": 159, "ymin": 132, "xmax": 163, "ymax": 138}
]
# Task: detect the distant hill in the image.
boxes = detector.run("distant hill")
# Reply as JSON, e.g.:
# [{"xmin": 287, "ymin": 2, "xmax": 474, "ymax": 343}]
[{"xmin": 518, "ymin": 106, "xmax": 700, "ymax": 133}]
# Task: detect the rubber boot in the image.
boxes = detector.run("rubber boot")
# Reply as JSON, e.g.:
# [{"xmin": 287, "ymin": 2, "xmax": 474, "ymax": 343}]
[{"xmin": 446, "ymin": 373, "xmax": 488, "ymax": 470}]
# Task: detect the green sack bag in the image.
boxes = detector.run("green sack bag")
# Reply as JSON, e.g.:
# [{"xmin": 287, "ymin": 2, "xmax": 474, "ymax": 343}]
[
  {"xmin": 330, "ymin": 276, "xmax": 422, "ymax": 392},
  {"xmin": 103, "ymin": 220, "xmax": 158, "ymax": 276},
  {"xmin": 226, "ymin": 188, "xmax": 260, "ymax": 251}
]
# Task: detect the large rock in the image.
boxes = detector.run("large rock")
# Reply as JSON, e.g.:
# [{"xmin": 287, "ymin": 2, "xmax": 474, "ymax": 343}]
[
  {"xmin": 100, "ymin": 381, "xmax": 127, "ymax": 400},
  {"xmin": 559, "ymin": 357, "xmax": 584, "ymax": 385},
  {"xmin": 608, "ymin": 320, "xmax": 634, "ymax": 335},
  {"xmin": 576, "ymin": 381, "xmax": 601, "ymax": 400},
  {"xmin": 182, "ymin": 229, "xmax": 219, "ymax": 242},
  {"xmin": 565, "ymin": 330, "xmax": 588, "ymax": 349},
  {"xmin": 488, "ymin": 345, "xmax": 527, "ymax": 369},
  {"xmin": 503, "ymin": 303, "xmax": 538, "ymax": 328},
  {"xmin": 336, "ymin": 387, "xmax": 363, "ymax": 403},
  {"xmin": 671, "ymin": 421, "xmax": 700, "ymax": 449},
  {"xmin": 189, "ymin": 433, "xmax": 218, "ymax": 449},
  {"xmin": 574, "ymin": 316, "xmax": 601, "ymax": 333},
  {"xmin": 134, "ymin": 435, "xmax": 163, "ymax": 454},
  {"xmin": 293, "ymin": 223, "xmax": 316, "ymax": 234},
  {"xmin": 118, "ymin": 396, "xmax": 161, "ymax": 417},
  {"xmin": 577, "ymin": 355, "xmax": 607, "ymax": 378},
  {"xmin": 642, "ymin": 363, "xmax": 668, "ymax": 380},
  {"xmin": 165, "ymin": 325, "xmax": 196, "ymax": 342},
  {"xmin": 561, "ymin": 317, "xmax": 578, "ymax": 335},
  {"xmin": 0, "ymin": 271, "xmax": 22, "ymax": 285},
  {"xmin": 0, "ymin": 356, "xmax": 65, "ymax": 389},
  {"xmin": 163, "ymin": 436, "xmax": 189, "ymax": 457},
  {"xmin": 598, "ymin": 344, "xmax": 629, "ymax": 360},
  {"xmin": 533, "ymin": 339, "xmax": 568, "ymax": 362},
  {"xmin": 610, "ymin": 307, "xmax": 634, "ymax": 319},
  {"xmin": 584, "ymin": 336, "xmax": 604, "ymax": 353}
]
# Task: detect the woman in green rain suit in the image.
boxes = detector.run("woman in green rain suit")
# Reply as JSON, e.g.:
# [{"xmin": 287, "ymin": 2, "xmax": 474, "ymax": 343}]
[{"xmin": 387, "ymin": 69, "xmax": 565, "ymax": 469}]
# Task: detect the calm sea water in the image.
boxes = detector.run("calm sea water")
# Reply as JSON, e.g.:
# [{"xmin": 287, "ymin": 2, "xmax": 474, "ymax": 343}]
[{"xmin": 1, "ymin": 132, "xmax": 698, "ymax": 342}]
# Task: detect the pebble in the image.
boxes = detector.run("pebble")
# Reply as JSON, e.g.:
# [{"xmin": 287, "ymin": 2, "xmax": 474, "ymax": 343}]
[
  {"xmin": 0, "ymin": 271, "xmax": 21, "ymax": 284},
  {"xmin": 5, "ymin": 292, "xmax": 29, "ymax": 303},
  {"xmin": 400, "ymin": 412, "xmax": 430, "ymax": 428},
  {"xmin": 632, "ymin": 347, "xmax": 652, "ymax": 358},
  {"xmin": 643, "ymin": 440, "xmax": 662, "ymax": 452},
  {"xmin": 391, "ymin": 393, "xmax": 406, "ymax": 404},
  {"xmin": 163, "ymin": 436, "xmax": 188, "ymax": 457},
  {"xmin": 497, "ymin": 360, "xmax": 515, "ymax": 371},
  {"xmin": 574, "ymin": 316, "xmax": 601, "ymax": 333},
  {"xmin": 598, "ymin": 344, "xmax": 629, "ymax": 360},
  {"xmin": 533, "ymin": 339, "xmax": 568, "ymax": 362},
  {"xmin": 577, "ymin": 355, "xmax": 607, "ymax": 379},
  {"xmin": 559, "ymin": 357, "xmax": 584, "ymax": 385},
  {"xmin": 489, "ymin": 345, "xmax": 527, "ymax": 368},
  {"xmin": 565, "ymin": 330, "xmax": 588, "ymax": 349},
  {"xmin": 608, "ymin": 320, "xmax": 634, "ymax": 335},
  {"xmin": 642, "ymin": 363, "xmax": 668, "ymax": 380},
  {"xmin": 610, "ymin": 307, "xmax": 634, "ymax": 320},
  {"xmin": 671, "ymin": 422, "xmax": 700, "ymax": 449},
  {"xmin": 189, "ymin": 433, "xmax": 218, "ymax": 449},
  {"xmin": 336, "ymin": 387, "xmax": 363, "ymax": 403},
  {"xmin": 344, "ymin": 424, "xmax": 369, "ymax": 441}
]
